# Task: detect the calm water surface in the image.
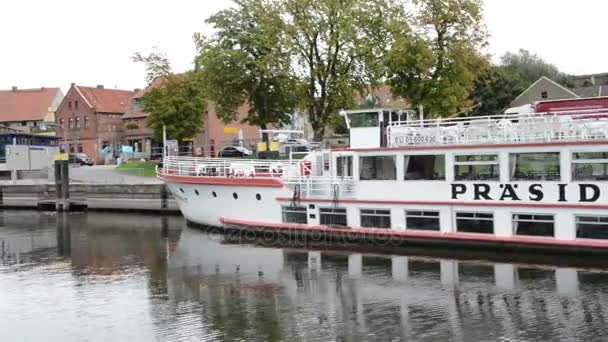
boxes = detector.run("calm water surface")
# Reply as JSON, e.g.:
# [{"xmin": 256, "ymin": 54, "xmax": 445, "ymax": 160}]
[{"xmin": 1, "ymin": 211, "xmax": 607, "ymax": 341}]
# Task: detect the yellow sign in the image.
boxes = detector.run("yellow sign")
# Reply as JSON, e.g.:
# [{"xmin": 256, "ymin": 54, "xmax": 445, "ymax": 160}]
[
  {"xmin": 181, "ymin": 137, "xmax": 195, "ymax": 142},
  {"xmin": 223, "ymin": 127, "xmax": 240, "ymax": 134},
  {"xmin": 269, "ymin": 141, "xmax": 280, "ymax": 152},
  {"xmin": 54, "ymin": 153, "xmax": 68, "ymax": 161},
  {"xmin": 257, "ymin": 142, "xmax": 267, "ymax": 152}
]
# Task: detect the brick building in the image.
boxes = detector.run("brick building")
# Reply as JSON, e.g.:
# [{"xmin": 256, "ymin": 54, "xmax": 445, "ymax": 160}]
[
  {"xmin": 0, "ymin": 86, "xmax": 63, "ymax": 134},
  {"xmin": 56, "ymin": 84, "xmax": 134, "ymax": 163}
]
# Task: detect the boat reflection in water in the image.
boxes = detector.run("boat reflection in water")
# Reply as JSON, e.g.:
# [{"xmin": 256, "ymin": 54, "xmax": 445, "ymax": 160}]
[
  {"xmin": 168, "ymin": 226, "xmax": 608, "ymax": 341},
  {"xmin": 1, "ymin": 211, "xmax": 608, "ymax": 341}
]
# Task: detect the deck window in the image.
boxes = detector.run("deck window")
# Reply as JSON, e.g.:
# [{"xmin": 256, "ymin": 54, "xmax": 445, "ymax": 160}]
[
  {"xmin": 336, "ymin": 156, "xmax": 353, "ymax": 177},
  {"xmin": 513, "ymin": 214, "xmax": 554, "ymax": 237},
  {"xmin": 360, "ymin": 209, "xmax": 391, "ymax": 228},
  {"xmin": 510, "ymin": 152, "xmax": 560, "ymax": 181},
  {"xmin": 404, "ymin": 155, "xmax": 445, "ymax": 180},
  {"xmin": 320, "ymin": 208, "xmax": 347, "ymax": 227},
  {"xmin": 572, "ymin": 152, "xmax": 608, "ymax": 181},
  {"xmin": 576, "ymin": 216, "xmax": 608, "ymax": 239},
  {"xmin": 456, "ymin": 212, "xmax": 494, "ymax": 234},
  {"xmin": 282, "ymin": 206, "xmax": 307, "ymax": 224},
  {"xmin": 406, "ymin": 210, "xmax": 440, "ymax": 231},
  {"xmin": 454, "ymin": 154, "xmax": 499, "ymax": 181},
  {"xmin": 360, "ymin": 156, "xmax": 396, "ymax": 180}
]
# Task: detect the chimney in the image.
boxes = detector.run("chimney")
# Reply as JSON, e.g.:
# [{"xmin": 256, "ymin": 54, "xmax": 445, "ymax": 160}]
[
  {"xmin": 41, "ymin": 87, "xmax": 45, "ymax": 91},
  {"xmin": 97, "ymin": 84, "xmax": 104, "ymax": 89},
  {"xmin": 11, "ymin": 86, "xmax": 17, "ymax": 91},
  {"xmin": 71, "ymin": 82, "xmax": 75, "ymax": 87}
]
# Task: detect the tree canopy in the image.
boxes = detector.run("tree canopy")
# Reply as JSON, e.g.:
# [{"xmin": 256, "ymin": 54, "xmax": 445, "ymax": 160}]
[{"xmin": 140, "ymin": 72, "xmax": 207, "ymax": 141}]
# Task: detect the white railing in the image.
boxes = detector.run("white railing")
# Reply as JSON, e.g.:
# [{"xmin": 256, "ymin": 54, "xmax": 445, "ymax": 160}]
[
  {"xmin": 282, "ymin": 176, "xmax": 357, "ymax": 199},
  {"xmin": 387, "ymin": 111, "xmax": 608, "ymax": 147},
  {"xmin": 161, "ymin": 156, "xmax": 304, "ymax": 178}
]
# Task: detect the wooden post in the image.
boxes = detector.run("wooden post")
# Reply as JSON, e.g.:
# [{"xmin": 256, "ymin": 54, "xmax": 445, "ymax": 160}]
[{"xmin": 55, "ymin": 160, "xmax": 70, "ymax": 211}]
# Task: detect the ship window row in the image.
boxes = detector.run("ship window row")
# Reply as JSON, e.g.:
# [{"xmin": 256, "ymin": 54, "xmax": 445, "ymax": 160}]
[
  {"xmin": 348, "ymin": 151, "xmax": 608, "ymax": 181},
  {"xmin": 281, "ymin": 208, "xmax": 608, "ymax": 240}
]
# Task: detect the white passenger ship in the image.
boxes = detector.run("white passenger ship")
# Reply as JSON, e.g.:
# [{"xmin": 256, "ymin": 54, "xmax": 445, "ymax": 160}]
[{"xmin": 159, "ymin": 108, "xmax": 608, "ymax": 253}]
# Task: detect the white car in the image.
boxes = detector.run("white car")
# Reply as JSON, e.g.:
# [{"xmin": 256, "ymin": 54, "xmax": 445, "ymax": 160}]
[{"xmin": 218, "ymin": 146, "xmax": 253, "ymax": 158}]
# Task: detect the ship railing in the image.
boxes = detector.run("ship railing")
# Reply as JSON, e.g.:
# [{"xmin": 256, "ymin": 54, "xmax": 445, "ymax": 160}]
[
  {"xmin": 161, "ymin": 156, "xmax": 304, "ymax": 178},
  {"xmin": 282, "ymin": 176, "xmax": 357, "ymax": 199},
  {"xmin": 387, "ymin": 111, "xmax": 608, "ymax": 147}
]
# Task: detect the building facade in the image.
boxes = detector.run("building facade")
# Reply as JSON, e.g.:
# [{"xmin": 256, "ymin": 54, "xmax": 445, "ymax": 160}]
[
  {"xmin": 56, "ymin": 84, "xmax": 134, "ymax": 163},
  {"xmin": 509, "ymin": 76, "xmax": 579, "ymax": 108},
  {"xmin": 0, "ymin": 86, "xmax": 63, "ymax": 134}
]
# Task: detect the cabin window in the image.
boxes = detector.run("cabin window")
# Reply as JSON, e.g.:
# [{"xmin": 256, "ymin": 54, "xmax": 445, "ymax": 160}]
[
  {"xmin": 510, "ymin": 152, "xmax": 560, "ymax": 181},
  {"xmin": 572, "ymin": 152, "xmax": 608, "ymax": 181},
  {"xmin": 513, "ymin": 214, "xmax": 554, "ymax": 237},
  {"xmin": 349, "ymin": 112, "xmax": 378, "ymax": 128},
  {"xmin": 320, "ymin": 208, "xmax": 347, "ymax": 227},
  {"xmin": 360, "ymin": 209, "xmax": 391, "ymax": 228},
  {"xmin": 336, "ymin": 156, "xmax": 353, "ymax": 177},
  {"xmin": 456, "ymin": 212, "xmax": 494, "ymax": 234},
  {"xmin": 282, "ymin": 206, "xmax": 307, "ymax": 224},
  {"xmin": 406, "ymin": 210, "xmax": 440, "ymax": 231},
  {"xmin": 360, "ymin": 156, "xmax": 396, "ymax": 180},
  {"xmin": 404, "ymin": 155, "xmax": 445, "ymax": 180},
  {"xmin": 454, "ymin": 154, "xmax": 499, "ymax": 181},
  {"xmin": 576, "ymin": 216, "xmax": 608, "ymax": 239}
]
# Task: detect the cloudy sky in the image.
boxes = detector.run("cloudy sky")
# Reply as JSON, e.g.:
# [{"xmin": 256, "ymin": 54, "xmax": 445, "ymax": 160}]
[{"xmin": 0, "ymin": 0, "xmax": 605, "ymax": 93}]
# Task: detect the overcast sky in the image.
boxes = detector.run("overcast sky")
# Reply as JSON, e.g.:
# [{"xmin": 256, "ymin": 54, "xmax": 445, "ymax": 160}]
[{"xmin": 1, "ymin": 0, "xmax": 605, "ymax": 93}]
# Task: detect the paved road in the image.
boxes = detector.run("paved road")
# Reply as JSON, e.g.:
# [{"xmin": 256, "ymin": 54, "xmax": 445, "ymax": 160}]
[{"xmin": 69, "ymin": 165, "xmax": 161, "ymax": 184}]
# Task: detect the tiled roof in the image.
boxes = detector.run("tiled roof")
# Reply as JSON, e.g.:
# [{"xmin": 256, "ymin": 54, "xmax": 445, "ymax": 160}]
[
  {"xmin": 122, "ymin": 106, "xmax": 148, "ymax": 119},
  {"xmin": 572, "ymin": 86, "xmax": 601, "ymax": 98},
  {"xmin": 0, "ymin": 87, "xmax": 62, "ymax": 122},
  {"xmin": 76, "ymin": 86, "xmax": 134, "ymax": 113}
]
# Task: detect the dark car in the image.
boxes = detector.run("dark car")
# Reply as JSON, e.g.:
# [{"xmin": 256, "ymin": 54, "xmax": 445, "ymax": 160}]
[
  {"xmin": 69, "ymin": 153, "xmax": 94, "ymax": 166},
  {"xmin": 218, "ymin": 146, "xmax": 253, "ymax": 158}
]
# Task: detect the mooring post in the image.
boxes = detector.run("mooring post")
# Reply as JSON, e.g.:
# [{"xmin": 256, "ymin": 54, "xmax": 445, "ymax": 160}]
[{"xmin": 54, "ymin": 160, "xmax": 70, "ymax": 211}]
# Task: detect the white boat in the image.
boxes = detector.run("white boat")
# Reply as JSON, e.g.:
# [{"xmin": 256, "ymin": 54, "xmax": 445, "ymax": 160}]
[{"xmin": 158, "ymin": 108, "xmax": 608, "ymax": 253}]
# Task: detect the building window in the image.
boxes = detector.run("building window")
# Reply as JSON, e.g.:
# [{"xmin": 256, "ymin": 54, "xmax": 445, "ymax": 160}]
[
  {"xmin": 510, "ymin": 152, "xmax": 560, "ymax": 181},
  {"xmin": 282, "ymin": 206, "xmax": 307, "ymax": 224},
  {"xmin": 336, "ymin": 156, "xmax": 353, "ymax": 177},
  {"xmin": 77, "ymin": 143, "xmax": 83, "ymax": 153},
  {"xmin": 59, "ymin": 118, "xmax": 64, "ymax": 129},
  {"xmin": 69, "ymin": 144, "xmax": 75, "ymax": 153},
  {"xmin": 75, "ymin": 100, "xmax": 79, "ymax": 110},
  {"xmin": 360, "ymin": 209, "xmax": 391, "ymax": 228},
  {"xmin": 541, "ymin": 91, "xmax": 548, "ymax": 99},
  {"xmin": 513, "ymin": 214, "xmax": 554, "ymax": 237},
  {"xmin": 454, "ymin": 154, "xmax": 499, "ymax": 181},
  {"xmin": 68, "ymin": 101, "xmax": 72, "ymax": 110},
  {"xmin": 576, "ymin": 216, "xmax": 608, "ymax": 239},
  {"xmin": 404, "ymin": 155, "xmax": 445, "ymax": 180},
  {"xmin": 406, "ymin": 210, "xmax": 440, "ymax": 231},
  {"xmin": 75, "ymin": 117, "xmax": 80, "ymax": 129},
  {"xmin": 456, "ymin": 212, "xmax": 494, "ymax": 234},
  {"xmin": 360, "ymin": 156, "xmax": 396, "ymax": 180},
  {"xmin": 84, "ymin": 116, "xmax": 90, "ymax": 129},
  {"xmin": 21, "ymin": 121, "xmax": 27, "ymax": 126},
  {"xmin": 320, "ymin": 208, "xmax": 347, "ymax": 227},
  {"xmin": 68, "ymin": 118, "xmax": 73, "ymax": 129},
  {"xmin": 572, "ymin": 152, "xmax": 608, "ymax": 181}
]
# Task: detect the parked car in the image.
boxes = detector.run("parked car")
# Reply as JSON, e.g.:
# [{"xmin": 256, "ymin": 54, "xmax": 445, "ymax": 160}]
[
  {"xmin": 69, "ymin": 153, "xmax": 94, "ymax": 166},
  {"xmin": 218, "ymin": 146, "xmax": 253, "ymax": 158}
]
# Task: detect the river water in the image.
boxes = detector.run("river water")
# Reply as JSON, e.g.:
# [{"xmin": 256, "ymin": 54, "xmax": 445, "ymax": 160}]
[{"xmin": 1, "ymin": 211, "xmax": 607, "ymax": 341}]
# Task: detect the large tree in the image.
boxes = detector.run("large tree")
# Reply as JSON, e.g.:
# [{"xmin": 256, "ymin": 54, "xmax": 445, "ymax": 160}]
[
  {"xmin": 285, "ymin": 0, "xmax": 406, "ymax": 140},
  {"xmin": 387, "ymin": 0, "xmax": 489, "ymax": 117},
  {"xmin": 471, "ymin": 49, "xmax": 572, "ymax": 114},
  {"xmin": 195, "ymin": 0, "xmax": 298, "ymax": 134},
  {"xmin": 140, "ymin": 71, "xmax": 207, "ymax": 141}
]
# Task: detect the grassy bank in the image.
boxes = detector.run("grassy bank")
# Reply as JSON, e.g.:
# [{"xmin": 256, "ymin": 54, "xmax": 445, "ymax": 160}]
[{"xmin": 116, "ymin": 162, "xmax": 157, "ymax": 177}]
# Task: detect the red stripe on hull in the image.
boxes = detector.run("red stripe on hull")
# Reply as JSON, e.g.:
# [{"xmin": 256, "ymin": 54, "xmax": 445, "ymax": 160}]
[
  {"xmin": 158, "ymin": 173, "xmax": 285, "ymax": 188},
  {"xmin": 275, "ymin": 197, "xmax": 608, "ymax": 210},
  {"xmin": 332, "ymin": 140, "xmax": 608, "ymax": 153},
  {"xmin": 220, "ymin": 217, "xmax": 608, "ymax": 249}
]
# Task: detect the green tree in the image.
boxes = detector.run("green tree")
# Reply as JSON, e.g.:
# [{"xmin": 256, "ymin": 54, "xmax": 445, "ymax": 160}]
[
  {"xmin": 285, "ymin": 0, "xmax": 406, "ymax": 140},
  {"xmin": 387, "ymin": 0, "xmax": 489, "ymax": 117},
  {"xmin": 132, "ymin": 49, "xmax": 172, "ymax": 85},
  {"xmin": 471, "ymin": 49, "xmax": 572, "ymax": 114},
  {"xmin": 195, "ymin": 0, "xmax": 298, "ymax": 135},
  {"xmin": 140, "ymin": 72, "xmax": 207, "ymax": 141}
]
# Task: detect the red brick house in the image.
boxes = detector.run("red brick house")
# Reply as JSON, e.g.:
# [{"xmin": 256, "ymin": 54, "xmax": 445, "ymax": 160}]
[
  {"xmin": 56, "ymin": 84, "xmax": 134, "ymax": 163},
  {"xmin": 0, "ymin": 86, "xmax": 63, "ymax": 134}
]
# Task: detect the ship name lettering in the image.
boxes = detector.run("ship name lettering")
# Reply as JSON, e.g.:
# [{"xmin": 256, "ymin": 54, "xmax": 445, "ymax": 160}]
[{"xmin": 451, "ymin": 183, "xmax": 603, "ymax": 203}]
